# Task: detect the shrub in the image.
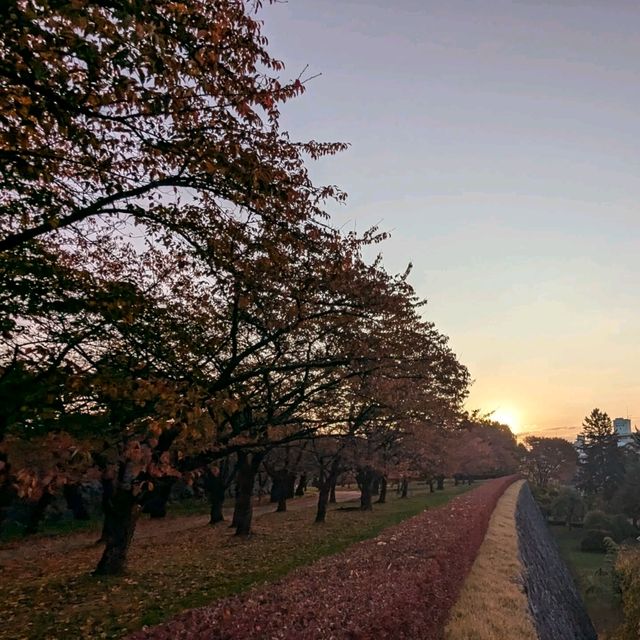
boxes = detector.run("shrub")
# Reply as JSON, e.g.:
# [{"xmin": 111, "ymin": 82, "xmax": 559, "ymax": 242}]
[
  {"xmin": 550, "ymin": 487, "xmax": 585, "ymax": 526},
  {"xmin": 614, "ymin": 547, "xmax": 640, "ymax": 640},
  {"xmin": 531, "ymin": 485, "xmax": 558, "ymax": 519},
  {"xmin": 584, "ymin": 510, "xmax": 610, "ymax": 531},
  {"xmin": 610, "ymin": 514, "xmax": 638, "ymax": 543},
  {"xmin": 580, "ymin": 529, "xmax": 611, "ymax": 553},
  {"xmin": 583, "ymin": 511, "xmax": 638, "ymax": 544}
]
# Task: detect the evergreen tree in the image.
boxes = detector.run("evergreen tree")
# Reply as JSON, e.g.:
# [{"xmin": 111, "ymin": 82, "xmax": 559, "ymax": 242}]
[{"xmin": 577, "ymin": 408, "xmax": 624, "ymax": 498}]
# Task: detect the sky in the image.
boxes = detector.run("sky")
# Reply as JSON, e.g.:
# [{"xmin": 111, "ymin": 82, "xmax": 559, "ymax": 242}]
[{"xmin": 259, "ymin": 0, "xmax": 640, "ymax": 440}]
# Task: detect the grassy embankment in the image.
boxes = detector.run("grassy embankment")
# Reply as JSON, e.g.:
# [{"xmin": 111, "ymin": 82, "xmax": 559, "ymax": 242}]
[
  {"xmin": 0, "ymin": 482, "xmax": 473, "ymax": 640},
  {"xmin": 445, "ymin": 480, "xmax": 537, "ymax": 640},
  {"xmin": 550, "ymin": 525, "xmax": 624, "ymax": 638}
]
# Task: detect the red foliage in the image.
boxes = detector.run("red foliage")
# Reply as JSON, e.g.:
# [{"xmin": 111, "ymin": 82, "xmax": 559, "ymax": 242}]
[{"xmin": 129, "ymin": 476, "xmax": 518, "ymax": 640}]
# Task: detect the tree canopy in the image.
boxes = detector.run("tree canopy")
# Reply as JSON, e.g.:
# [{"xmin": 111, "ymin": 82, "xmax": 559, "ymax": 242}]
[{"xmin": 0, "ymin": 0, "xmax": 474, "ymax": 576}]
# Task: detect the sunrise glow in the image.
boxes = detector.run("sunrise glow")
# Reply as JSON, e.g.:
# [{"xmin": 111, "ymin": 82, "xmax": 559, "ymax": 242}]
[{"xmin": 490, "ymin": 408, "xmax": 522, "ymax": 434}]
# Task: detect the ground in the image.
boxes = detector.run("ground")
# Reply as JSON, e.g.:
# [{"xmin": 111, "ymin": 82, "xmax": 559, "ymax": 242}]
[{"xmin": 0, "ymin": 483, "xmax": 472, "ymax": 640}]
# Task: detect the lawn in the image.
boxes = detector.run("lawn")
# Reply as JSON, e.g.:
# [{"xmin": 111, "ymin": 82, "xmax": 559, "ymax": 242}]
[
  {"xmin": 0, "ymin": 482, "xmax": 474, "ymax": 640},
  {"xmin": 549, "ymin": 525, "xmax": 623, "ymax": 638}
]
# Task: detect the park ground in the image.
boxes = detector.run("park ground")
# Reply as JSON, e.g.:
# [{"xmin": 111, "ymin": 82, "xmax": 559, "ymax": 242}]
[
  {"xmin": 0, "ymin": 482, "xmax": 472, "ymax": 640},
  {"xmin": 550, "ymin": 525, "xmax": 623, "ymax": 638}
]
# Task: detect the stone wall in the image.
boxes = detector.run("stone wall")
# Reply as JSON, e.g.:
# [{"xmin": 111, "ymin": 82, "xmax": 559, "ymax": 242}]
[{"xmin": 516, "ymin": 483, "xmax": 597, "ymax": 640}]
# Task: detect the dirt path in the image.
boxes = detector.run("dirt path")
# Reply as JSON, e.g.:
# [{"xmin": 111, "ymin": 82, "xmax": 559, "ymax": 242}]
[{"xmin": 0, "ymin": 490, "xmax": 360, "ymax": 564}]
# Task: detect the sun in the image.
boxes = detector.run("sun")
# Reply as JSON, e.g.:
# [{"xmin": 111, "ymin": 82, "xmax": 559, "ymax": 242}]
[{"xmin": 490, "ymin": 408, "xmax": 521, "ymax": 434}]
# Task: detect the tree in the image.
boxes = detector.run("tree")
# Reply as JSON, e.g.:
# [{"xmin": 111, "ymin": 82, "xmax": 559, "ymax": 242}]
[
  {"xmin": 445, "ymin": 414, "xmax": 520, "ymax": 480},
  {"xmin": 309, "ymin": 436, "xmax": 346, "ymax": 523},
  {"xmin": 1, "ymin": 0, "xmax": 347, "ymax": 254},
  {"xmin": 551, "ymin": 486, "xmax": 585, "ymax": 529},
  {"xmin": 521, "ymin": 436, "xmax": 578, "ymax": 488},
  {"xmin": 264, "ymin": 443, "xmax": 307, "ymax": 513},
  {"xmin": 1, "ymin": 0, "xmax": 352, "ymax": 572},
  {"xmin": 611, "ymin": 455, "xmax": 640, "ymax": 528},
  {"xmin": 577, "ymin": 408, "xmax": 624, "ymax": 498},
  {"xmin": 0, "ymin": 0, "xmax": 473, "ymax": 579}
]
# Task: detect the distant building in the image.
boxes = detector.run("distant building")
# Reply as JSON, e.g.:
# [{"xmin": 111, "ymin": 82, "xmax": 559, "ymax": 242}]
[{"xmin": 613, "ymin": 417, "xmax": 634, "ymax": 447}]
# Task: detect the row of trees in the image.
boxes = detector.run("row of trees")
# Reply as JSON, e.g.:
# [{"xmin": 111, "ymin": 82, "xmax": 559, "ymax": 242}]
[{"xmin": 0, "ymin": 0, "xmax": 524, "ymax": 576}]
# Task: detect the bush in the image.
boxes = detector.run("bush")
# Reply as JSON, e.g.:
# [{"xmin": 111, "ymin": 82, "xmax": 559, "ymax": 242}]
[
  {"xmin": 614, "ymin": 548, "xmax": 640, "ymax": 640},
  {"xmin": 584, "ymin": 510, "xmax": 610, "ymax": 531},
  {"xmin": 583, "ymin": 511, "xmax": 638, "ymax": 544},
  {"xmin": 550, "ymin": 487, "xmax": 585, "ymax": 526},
  {"xmin": 580, "ymin": 529, "xmax": 612, "ymax": 553},
  {"xmin": 610, "ymin": 514, "xmax": 638, "ymax": 543},
  {"xmin": 531, "ymin": 485, "xmax": 558, "ymax": 518}
]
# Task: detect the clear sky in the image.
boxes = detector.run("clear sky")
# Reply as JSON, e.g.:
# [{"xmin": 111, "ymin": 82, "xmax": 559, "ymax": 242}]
[{"xmin": 260, "ymin": 0, "xmax": 640, "ymax": 439}]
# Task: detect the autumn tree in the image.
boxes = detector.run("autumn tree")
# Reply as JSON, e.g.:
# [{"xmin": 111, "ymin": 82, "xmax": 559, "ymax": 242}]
[
  {"xmin": 521, "ymin": 436, "xmax": 578, "ymax": 488},
  {"xmin": 1, "ymin": 0, "xmax": 347, "ymax": 255},
  {"xmin": 446, "ymin": 414, "xmax": 520, "ymax": 480},
  {"xmin": 399, "ymin": 424, "xmax": 451, "ymax": 494},
  {"xmin": 308, "ymin": 436, "xmax": 348, "ymax": 523},
  {"xmin": 0, "ymin": 0, "xmax": 352, "ymax": 572},
  {"xmin": 263, "ymin": 443, "xmax": 308, "ymax": 513},
  {"xmin": 336, "ymin": 306, "xmax": 469, "ymax": 511},
  {"xmin": 0, "ymin": 0, "xmax": 474, "ymax": 580}
]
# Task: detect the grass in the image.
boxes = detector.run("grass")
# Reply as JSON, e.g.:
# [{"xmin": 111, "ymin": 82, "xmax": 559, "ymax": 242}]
[
  {"xmin": 0, "ymin": 482, "xmax": 474, "ymax": 640},
  {"xmin": 550, "ymin": 524, "xmax": 624, "ymax": 638},
  {"xmin": 0, "ymin": 495, "xmax": 221, "ymax": 544},
  {"xmin": 445, "ymin": 480, "xmax": 537, "ymax": 640}
]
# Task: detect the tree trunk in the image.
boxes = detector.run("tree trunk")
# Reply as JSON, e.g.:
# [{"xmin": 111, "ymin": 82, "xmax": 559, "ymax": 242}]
[
  {"xmin": 210, "ymin": 498, "xmax": 224, "ymax": 524},
  {"xmin": 94, "ymin": 487, "xmax": 139, "ymax": 575},
  {"xmin": 329, "ymin": 476, "xmax": 337, "ymax": 504},
  {"xmin": 436, "ymin": 475, "xmax": 445, "ymax": 491},
  {"xmin": 0, "ymin": 454, "xmax": 16, "ymax": 533},
  {"xmin": 205, "ymin": 469, "xmax": 226, "ymax": 525},
  {"xmin": 286, "ymin": 471, "xmax": 296, "ymax": 500},
  {"xmin": 63, "ymin": 483, "xmax": 90, "ymax": 520},
  {"xmin": 269, "ymin": 479, "xmax": 279, "ymax": 503},
  {"xmin": 269, "ymin": 468, "xmax": 291, "ymax": 512},
  {"xmin": 357, "ymin": 467, "xmax": 374, "ymax": 511},
  {"xmin": 141, "ymin": 477, "xmax": 175, "ymax": 519},
  {"xmin": 230, "ymin": 497, "xmax": 240, "ymax": 528},
  {"xmin": 316, "ymin": 459, "xmax": 339, "ymax": 523},
  {"xmin": 315, "ymin": 483, "xmax": 330, "ymax": 523},
  {"xmin": 377, "ymin": 476, "xmax": 387, "ymax": 504},
  {"xmin": 25, "ymin": 490, "xmax": 53, "ymax": 535},
  {"xmin": 295, "ymin": 473, "xmax": 307, "ymax": 497},
  {"xmin": 234, "ymin": 452, "xmax": 262, "ymax": 536},
  {"xmin": 400, "ymin": 477, "xmax": 409, "ymax": 499},
  {"xmin": 97, "ymin": 477, "xmax": 114, "ymax": 543},
  {"xmin": 372, "ymin": 476, "xmax": 380, "ymax": 496},
  {"xmin": 428, "ymin": 479, "xmax": 434, "ymax": 493},
  {"xmin": 360, "ymin": 483, "xmax": 373, "ymax": 510}
]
